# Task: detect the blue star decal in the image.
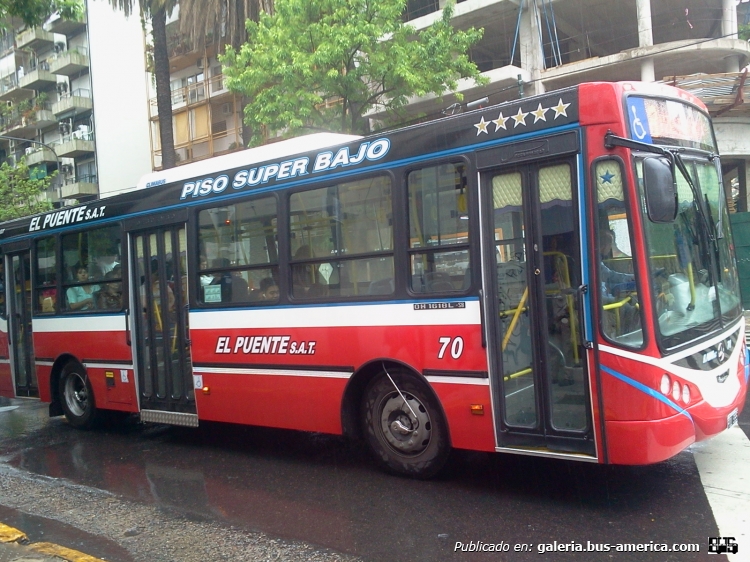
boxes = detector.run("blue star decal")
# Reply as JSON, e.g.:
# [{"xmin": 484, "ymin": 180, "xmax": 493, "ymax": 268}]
[{"xmin": 600, "ymin": 170, "xmax": 615, "ymax": 184}]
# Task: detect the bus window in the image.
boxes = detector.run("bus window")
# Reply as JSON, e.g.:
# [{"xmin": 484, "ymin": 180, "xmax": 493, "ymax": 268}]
[
  {"xmin": 198, "ymin": 196, "xmax": 278, "ymax": 304},
  {"xmin": 407, "ymin": 163, "xmax": 469, "ymax": 293},
  {"xmin": 61, "ymin": 225, "xmax": 121, "ymax": 312},
  {"xmin": 35, "ymin": 236, "xmax": 57, "ymax": 313},
  {"xmin": 289, "ymin": 175, "xmax": 393, "ymax": 299},
  {"xmin": 594, "ymin": 159, "xmax": 643, "ymax": 347}
]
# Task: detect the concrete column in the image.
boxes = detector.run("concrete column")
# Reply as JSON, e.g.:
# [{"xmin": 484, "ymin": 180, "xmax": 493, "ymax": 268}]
[
  {"xmin": 636, "ymin": 0, "xmax": 655, "ymax": 82},
  {"xmin": 519, "ymin": 0, "xmax": 546, "ymax": 96},
  {"xmin": 636, "ymin": 0, "xmax": 653, "ymax": 48},
  {"xmin": 722, "ymin": 0, "xmax": 738, "ymax": 38},
  {"xmin": 641, "ymin": 58, "xmax": 655, "ymax": 82}
]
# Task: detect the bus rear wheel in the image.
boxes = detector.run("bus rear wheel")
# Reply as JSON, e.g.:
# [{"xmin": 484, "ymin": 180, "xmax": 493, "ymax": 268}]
[
  {"xmin": 361, "ymin": 371, "xmax": 449, "ymax": 478},
  {"xmin": 59, "ymin": 362, "xmax": 98, "ymax": 430}
]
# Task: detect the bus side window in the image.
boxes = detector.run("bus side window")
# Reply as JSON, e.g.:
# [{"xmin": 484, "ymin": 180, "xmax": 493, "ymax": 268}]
[
  {"xmin": 289, "ymin": 175, "xmax": 394, "ymax": 300},
  {"xmin": 198, "ymin": 196, "xmax": 279, "ymax": 305},
  {"xmin": 407, "ymin": 162, "xmax": 470, "ymax": 294},
  {"xmin": 35, "ymin": 236, "xmax": 57, "ymax": 314}
]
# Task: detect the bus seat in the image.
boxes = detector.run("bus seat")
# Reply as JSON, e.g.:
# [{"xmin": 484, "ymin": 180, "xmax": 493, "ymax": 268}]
[{"xmin": 368, "ymin": 278, "xmax": 394, "ymax": 295}]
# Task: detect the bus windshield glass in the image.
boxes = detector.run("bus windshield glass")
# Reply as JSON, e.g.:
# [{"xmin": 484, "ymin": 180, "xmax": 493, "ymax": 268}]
[
  {"xmin": 637, "ymin": 156, "xmax": 741, "ymax": 349},
  {"xmin": 627, "ymin": 96, "xmax": 716, "ymax": 152}
]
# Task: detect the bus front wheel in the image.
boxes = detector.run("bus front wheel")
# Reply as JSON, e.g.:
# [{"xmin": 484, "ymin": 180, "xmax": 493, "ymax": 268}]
[
  {"xmin": 59, "ymin": 362, "xmax": 98, "ymax": 430},
  {"xmin": 361, "ymin": 371, "xmax": 449, "ymax": 478}
]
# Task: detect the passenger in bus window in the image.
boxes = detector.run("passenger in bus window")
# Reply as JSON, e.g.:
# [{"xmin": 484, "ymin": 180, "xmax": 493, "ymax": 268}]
[
  {"xmin": 98, "ymin": 267, "xmax": 122, "ymax": 310},
  {"xmin": 259, "ymin": 277, "xmax": 279, "ymax": 302},
  {"xmin": 67, "ymin": 264, "xmax": 99, "ymax": 311}
]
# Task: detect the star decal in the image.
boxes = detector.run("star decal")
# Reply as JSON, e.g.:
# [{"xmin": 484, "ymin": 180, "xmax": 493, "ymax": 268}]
[
  {"xmin": 511, "ymin": 107, "xmax": 528, "ymax": 127},
  {"xmin": 531, "ymin": 103, "xmax": 548, "ymax": 123},
  {"xmin": 600, "ymin": 170, "xmax": 615, "ymax": 184},
  {"xmin": 492, "ymin": 113, "xmax": 509, "ymax": 131},
  {"xmin": 552, "ymin": 98, "xmax": 571, "ymax": 119},
  {"xmin": 474, "ymin": 116, "xmax": 489, "ymax": 135}
]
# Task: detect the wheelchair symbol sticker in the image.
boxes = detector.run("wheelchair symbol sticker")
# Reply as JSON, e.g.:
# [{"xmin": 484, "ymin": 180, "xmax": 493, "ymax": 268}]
[{"xmin": 627, "ymin": 98, "xmax": 652, "ymax": 143}]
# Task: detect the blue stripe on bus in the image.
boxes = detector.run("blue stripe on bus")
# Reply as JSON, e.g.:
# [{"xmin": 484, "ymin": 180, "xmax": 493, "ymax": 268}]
[
  {"xmin": 600, "ymin": 365, "xmax": 693, "ymax": 424},
  {"xmin": 745, "ymin": 348, "xmax": 749, "ymax": 383}
]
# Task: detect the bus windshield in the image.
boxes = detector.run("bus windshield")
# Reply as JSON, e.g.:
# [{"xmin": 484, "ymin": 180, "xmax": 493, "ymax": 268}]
[{"xmin": 637, "ymin": 156, "xmax": 741, "ymax": 349}]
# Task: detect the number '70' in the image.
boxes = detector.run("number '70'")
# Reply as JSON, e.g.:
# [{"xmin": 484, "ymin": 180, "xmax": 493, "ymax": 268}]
[{"xmin": 438, "ymin": 336, "xmax": 464, "ymax": 359}]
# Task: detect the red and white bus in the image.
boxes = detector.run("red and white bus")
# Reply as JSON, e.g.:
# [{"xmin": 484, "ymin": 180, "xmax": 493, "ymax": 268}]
[{"xmin": 0, "ymin": 81, "xmax": 746, "ymax": 477}]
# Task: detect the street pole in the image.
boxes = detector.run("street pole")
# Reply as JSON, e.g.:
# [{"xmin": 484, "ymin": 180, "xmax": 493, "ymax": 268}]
[{"xmin": 0, "ymin": 134, "xmax": 62, "ymax": 199}]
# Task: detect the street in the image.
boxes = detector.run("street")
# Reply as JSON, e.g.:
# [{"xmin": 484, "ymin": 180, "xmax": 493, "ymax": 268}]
[{"xmin": 0, "ymin": 391, "xmax": 748, "ymax": 562}]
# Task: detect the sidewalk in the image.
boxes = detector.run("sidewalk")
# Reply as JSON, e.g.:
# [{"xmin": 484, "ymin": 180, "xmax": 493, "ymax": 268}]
[{"xmin": 0, "ymin": 523, "xmax": 104, "ymax": 562}]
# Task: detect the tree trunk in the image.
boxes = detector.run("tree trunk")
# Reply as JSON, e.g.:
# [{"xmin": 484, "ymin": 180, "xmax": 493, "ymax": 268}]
[{"xmin": 152, "ymin": 6, "xmax": 176, "ymax": 169}]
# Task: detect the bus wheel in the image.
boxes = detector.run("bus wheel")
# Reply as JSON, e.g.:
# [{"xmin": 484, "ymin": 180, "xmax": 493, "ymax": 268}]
[
  {"xmin": 59, "ymin": 362, "xmax": 98, "ymax": 430},
  {"xmin": 362, "ymin": 372, "xmax": 449, "ymax": 478}
]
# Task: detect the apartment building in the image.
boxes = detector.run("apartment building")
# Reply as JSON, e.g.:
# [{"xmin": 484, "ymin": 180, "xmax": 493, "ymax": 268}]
[
  {"xmin": 0, "ymin": 0, "xmax": 152, "ymax": 203},
  {"xmin": 147, "ymin": 7, "xmax": 245, "ymax": 170},
  {"xmin": 395, "ymin": 0, "xmax": 750, "ymax": 209}
]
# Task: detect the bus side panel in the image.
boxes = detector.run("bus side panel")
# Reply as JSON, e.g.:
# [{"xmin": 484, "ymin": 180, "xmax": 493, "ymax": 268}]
[
  {"xmin": 0, "ymin": 319, "xmax": 10, "ymax": 397},
  {"xmin": 189, "ymin": 324, "xmax": 487, "ymax": 372},
  {"xmin": 429, "ymin": 382, "xmax": 495, "ymax": 451},
  {"xmin": 195, "ymin": 372, "xmax": 348, "ymax": 433},
  {"xmin": 33, "ymin": 316, "xmax": 135, "ymax": 408}
]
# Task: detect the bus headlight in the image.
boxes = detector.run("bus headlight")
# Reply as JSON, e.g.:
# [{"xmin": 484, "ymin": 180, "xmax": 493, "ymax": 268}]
[
  {"xmin": 672, "ymin": 380, "xmax": 681, "ymax": 402},
  {"xmin": 682, "ymin": 384, "xmax": 690, "ymax": 405},
  {"xmin": 660, "ymin": 374, "xmax": 671, "ymax": 395}
]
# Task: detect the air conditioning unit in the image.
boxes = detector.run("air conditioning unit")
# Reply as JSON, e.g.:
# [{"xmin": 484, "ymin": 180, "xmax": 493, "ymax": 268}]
[
  {"xmin": 222, "ymin": 102, "xmax": 232, "ymax": 116},
  {"xmin": 196, "ymin": 58, "xmax": 204, "ymax": 69},
  {"xmin": 25, "ymin": 147, "xmax": 34, "ymax": 155}
]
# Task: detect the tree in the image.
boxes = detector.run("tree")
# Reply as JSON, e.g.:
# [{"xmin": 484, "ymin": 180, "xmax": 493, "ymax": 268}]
[
  {"xmin": 0, "ymin": 0, "xmax": 81, "ymax": 27},
  {"xmin": 220, "ymin": 0, "xmax": 486, "ymax": 145},
  {"xmin": 0, "ymin": 159, "xmax": 54, "ymax": 221},
  {"xmin": 107, "ymin": 0, "xmax": 177, "ymax": 169}
]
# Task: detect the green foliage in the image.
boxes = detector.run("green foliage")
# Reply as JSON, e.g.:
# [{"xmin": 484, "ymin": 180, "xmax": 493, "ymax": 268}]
[
  {"xmin": 0, "ymin": 158, "xmax": 54, "ymax": 221},
  {"xmin": 0, "ymin": 0, "xmax": 82, "ymax": 27},
  {"xmin": 220, "ymin": 0, "xmax": 486, "ymax": 145},
  {"xmin": 740, "ymin": 24, "xmax": 750, "ymax": 41}
]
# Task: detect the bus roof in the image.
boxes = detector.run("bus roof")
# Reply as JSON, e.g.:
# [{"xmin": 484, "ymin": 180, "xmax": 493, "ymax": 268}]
[{"xmin": 135, "ymin": 132, "xmax": 361, "ymax": 191}]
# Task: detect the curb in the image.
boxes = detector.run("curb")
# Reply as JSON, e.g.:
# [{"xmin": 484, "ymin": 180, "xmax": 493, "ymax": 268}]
[{"xmin": 0, "ymin": 522, "xmax": 106, "ymax": 562}]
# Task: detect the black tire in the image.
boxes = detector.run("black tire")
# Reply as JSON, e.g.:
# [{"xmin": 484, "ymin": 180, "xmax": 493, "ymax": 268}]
[
  {"xmin": 361, "ymin": 371, "xmax": 450, "ymax": 478},
  {"xmin": 59, "ymin": 362, "xmax": 98, "ymax": 430}
]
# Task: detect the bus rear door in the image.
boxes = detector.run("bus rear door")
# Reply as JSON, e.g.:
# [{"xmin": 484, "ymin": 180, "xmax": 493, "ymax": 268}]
[
  {"xmin": 477, "ymin": 132, "xmax": 595, "ymax": 457},
  {"xmin": 126, "ymin": 217, "xmax": 196, "ymax": 427}
]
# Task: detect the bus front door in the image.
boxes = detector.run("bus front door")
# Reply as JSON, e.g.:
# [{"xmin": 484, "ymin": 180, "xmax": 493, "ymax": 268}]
[
  {"xmin": 131, "ymin": 225, "xmax": 196, "ymax": 426},
  {"xmin": 481, "ymin": 155, "xmax": 595, "ymax": 457},
  {"xmin": 7, "ymin": 251, "xmax": 37, "ymax": 397}
]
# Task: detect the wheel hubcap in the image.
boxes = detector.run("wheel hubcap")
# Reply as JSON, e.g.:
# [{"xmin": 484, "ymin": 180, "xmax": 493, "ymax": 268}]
[
  {"xmin": 64, "ymin": 373, "xmax": 87, "ymax": 417},
  {"xmin": 379, "ymin": 392, "xmax": 432, "ymax": 456}
]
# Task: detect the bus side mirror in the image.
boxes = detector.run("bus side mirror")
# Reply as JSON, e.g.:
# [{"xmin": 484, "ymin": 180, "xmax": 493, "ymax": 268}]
[{"xmin": 643, "ymin": 156, "xmax": 678, "ymax": 223}]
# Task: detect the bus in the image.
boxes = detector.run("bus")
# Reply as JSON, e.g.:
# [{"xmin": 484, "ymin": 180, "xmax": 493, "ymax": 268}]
[{"xmin": 0, "ymin": 81, "xmax": 746, "ymax": 478}]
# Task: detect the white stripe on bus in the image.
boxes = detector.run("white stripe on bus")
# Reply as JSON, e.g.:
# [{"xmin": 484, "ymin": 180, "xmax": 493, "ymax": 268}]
[{"xmin": 190, "ymin": 301, "xmax": 481, "ymax": 330}]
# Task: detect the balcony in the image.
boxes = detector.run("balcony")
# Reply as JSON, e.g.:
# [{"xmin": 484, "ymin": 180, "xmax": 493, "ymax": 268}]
[
  {"xmin": 56, "ymin": 133, "xmax": 95, "ymax": 158},
  {"xmin": 25, "ymin": 146, "xmax": 59, "ymax": 167},
  {"xmin": 16, "ymin": 28, "xmax": 54, "ymax": 51},
  {"xmin": 61, "ymin": 174, "xmax": 98, "ymax": 199},
  {"xmin": 0, "ymin": 74, "xmax": 34, "ymax": 102},
  {"xmin": 49, "ymin": 48, "xmax": 89, "ymax": 76},
  {"xmin": 46, "ymin": 14, "xmax": 87, "ymax": 36},
  {"xmin": 19, "ymin": 66, "xmax": 56, "ymax": 90},
  {"xmin": 51, "ymin": 90, "xmax": 93, "ymax": 117},
  {"xmin": 0, "ymin": 103, "xmax": 55, "ymax": 137}
]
